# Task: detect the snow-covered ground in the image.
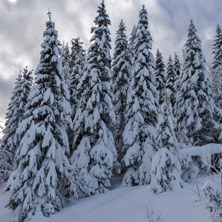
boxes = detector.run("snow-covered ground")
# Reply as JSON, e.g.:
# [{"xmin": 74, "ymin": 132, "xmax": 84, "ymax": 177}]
[{"xmin": 0, "ymin": 177, "xmax": 211, "ymax": 222}]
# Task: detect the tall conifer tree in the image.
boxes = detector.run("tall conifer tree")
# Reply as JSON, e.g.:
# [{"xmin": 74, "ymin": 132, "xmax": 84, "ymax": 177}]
[
  {"xmin": 6, "ymin": 14, "xmax": 72, "ymax": 221},
  {"xmin": 69, "ymin": 38, "xmax": 86, "ymax": 122},
  {"xmin": 211, "ymin": 24, "xmax": 222, "ymax": 107},
  {"xmin": 71, "ymin": 1, "xmax": 117, "ymax": 195},
  {"xmin": 173, "ymin": 53, "xmax": 181, "ymax": 91},
  {"xmin": 0, "ymin": 68, "xmax": 33, "ymax": 184},
  {"xmin": 121, "ymin": 5, "xmax": 158, "ymax": 186},
  {"xmin": 165, "ymin": 55, "xmax": 176, "ymax": 111},
  {"xmin": 154, "ymin": 49, "xmax": 165, "ymax": 106},
  {"xmin": 176, "ymin": 20, "xmax": 219, "ymax": 146},
  {"xmin": 112, "ymin": 20, "xmax": 130, "ymax": 162},
  {"xmin": 151, "ymin": 91, "xmax": 182, "ymax": 193},
  {"xmin": 61, "ymin": 42, "xmax": 71, "ymax": 88}
]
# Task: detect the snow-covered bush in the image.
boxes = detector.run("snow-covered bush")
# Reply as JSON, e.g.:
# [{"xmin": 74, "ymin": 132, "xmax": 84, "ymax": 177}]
[
  {"xmin": 151, "ymin": 148, "xmax": 183, "ymax": 194},
  {"xmin": 203, "ymin": 179, "xmax": 222, "ymax": 222},
  {"xmin": 179, "ymin": 144, "xmax": 222, "ymax": 182}
]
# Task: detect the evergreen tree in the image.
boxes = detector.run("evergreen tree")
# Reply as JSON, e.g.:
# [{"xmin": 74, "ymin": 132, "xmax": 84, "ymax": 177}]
[
  {"xmin": 61, "ymin": 42, "xmax": 71, "ymax": 88},
  {"xmin": 151, "ymin": 92, "xmax": 182, "ymax": 193},
  {"xmin": 121, "ymin": 5, "xmax": 158, "ymax": 186},
  {"xmin": 6, "ymin": 15, "xmax": 72, "ymax": 221},
  {"xmin": 71, "ymin": 0, "xmax": 117, "ymax": 195},
  {"xmin": 156, "ymin": 91, "xmax": 178, "ymax": 153},
  {"xmin": 211, "ymin": 24, "xmax": 222, "ymax": 107},
  {"xmin": 154, "ymin": 49, "xmax": 165, "ymax": 105},
  {"xmin": 112, "ymin": 20, "xmax": 130, "ymax": 163},
  {"xmin": 173, "ymin": 53, "xmax": 181, "ymax": 92},
  {"xmin": 151, "ymin": 147, "xmax": 182, "ymax": 193},
  {"xmin": 128, "ymin": 25, "xmax": 137, "ymax": 69},
  {"xmin": 69, "ymin": 38, "xmax": 86, "ymax": 122},
  {"xmin": 0, "ymin": 68, "xmax": 33, "ymax": 184},
  {"xmin": 165, "ymin": 55, "xmax": 176, "ymax": 110},
  {"xmin": 175, "ymin": 20, "xmax": 219, "ymax": 146}
]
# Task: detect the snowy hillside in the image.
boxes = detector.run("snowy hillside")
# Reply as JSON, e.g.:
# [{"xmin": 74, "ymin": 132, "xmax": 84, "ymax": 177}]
[{"xmin": 0, "ymin": 176, "xmax": 211, "ymax": 222}]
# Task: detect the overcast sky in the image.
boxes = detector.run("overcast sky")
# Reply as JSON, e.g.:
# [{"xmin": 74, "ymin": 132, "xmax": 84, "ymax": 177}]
[{"xmin": 0, "ymin": 0, "xmax": 221, "ymax": 120}]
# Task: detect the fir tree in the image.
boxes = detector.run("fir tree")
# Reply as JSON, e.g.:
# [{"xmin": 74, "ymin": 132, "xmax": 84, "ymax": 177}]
[
  {"xmin": 211, "ymin": 24, "xmax": 222, "ymax": 107},
  {"xmin": 165, "ymin": 55, "xmax": 177, "ymax": 110},
  {"xmin": 6, "ymin": 15, "xmax": 72, "ymax": 221},
  {"xmin": 128, "ymin": 25, "xmax": 137, "ymax": 70},
  {"xmin": 173, "ymin": 53, "xmax": 181, "ymax": 92},
  {"xmin": 61, "ymin": 42, "xmax": 71, "ymax": 88},
  {"xmin": 175, "ymin": 20, "xmax": 219, "ymax": 146},
  {"xmin": 69, "ymin": 38, "xmax": 86, "ymax": 122},
  {"xmin": 121, "ymin": 5, "xmax": 158, "ymax": 186},
  {"xmin": 156, "ymin": 91, "xmax": 178, "ymax": 153},
  {"xmin": 0, "ymin": 68, "xmax": 33, "ymax": 184},
  {"xmin": 151, "ymin": 92, "xmax": 182, "ymax": 193},
  {"xmin": 154, "ymin": 49, "xmax": 165, "ymax": 105},
  {"xmin": 151, "ymin": 147, "xmax": 182, "ymax": 193},
  {"xmin": 71, "ymin": 0, "xmax": 117, "ymax": 195},
  {"xmin": 112, "ymin": 19, "xmax": 130, "ymax": 163}
]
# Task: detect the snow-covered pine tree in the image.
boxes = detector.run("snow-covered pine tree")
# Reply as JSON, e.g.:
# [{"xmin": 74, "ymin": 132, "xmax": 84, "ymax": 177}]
[
  {"xmin": 126, "ymin": 24, "xmax": 137, "ymax": 108},
  {"xmin": 156, "ymin": 90, "xmax": 178, "ymax": 153},
  {"xmin": 211, "ymin": 24, "xmax": 222, "ymax": 108},
  {"xmin": 112, "ymin": 19, "xmax": 130, "ymax": 163},
  {"xmin": 121, "ymin": 5, "xmax": 158, "ymax": 186},
  {"xmin": 175, "ymin": 20, "xmax": 219, "ymax": 146},
  {"xmin": 165, "ymin": 55, "xmax": 177, "ymax": 111},
  {"xmin": 6, "ymin": 15, "xmax": 73, "ymax": 222},
  {"xmin": 128, "ymin": 25, "xmax": 137, "ymax": 70},
  {"xmin": 71, "ymin": 0, "xmax": 117, "ymax": 195},
  {"xmin": 61, "ymin": 42, "xmax": 71, "ymax": 88},
  {"xmin": 151, "ymin": 91, "xmax": 183, "ymax": 193},
  {"xmin": 69, "ymin": 37, "xmax": 86, "ymax": 122},
  {"xmin": 154, "ymin": 49, "xmax": 165, "ymax": 106},
  {"xmin": 173, "ymin": 53, "xmax": 181, "ymax": 92},
  {"xmin": 151, "ymin": 147, "xmax": 182, "ymax": 193},
  {"xmin": 0, "ymin": 68, "xmax": 33, "ymax": 184}
]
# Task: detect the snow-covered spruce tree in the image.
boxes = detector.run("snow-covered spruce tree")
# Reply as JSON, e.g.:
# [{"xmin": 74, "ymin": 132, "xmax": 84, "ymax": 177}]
[
  {"xmin": 0, "ymin": 68, "xmax": 33, "ymax": 184},
  {"xmin": 151, "ymin": 91, "xmax": 183, "ymax": 193},
  {"xmin": 121, "ymin": 5, "xmax": 158, "ymax": 186},
  {"xmin": 71, "ymin": 0, "xmax": 117, "ymax": 195},
  {"xmin": 165, "ymin": 55, "xmax": 177, "ymax": 111},
  {"xmin": 154, "ymin": 49, "xmax": 165, "ymax": 106},
  {"xmin": 175, "ymin": 20, "xmax": 219, "ymax": 146},
  {"xmin": 69, "ymin": 37, "xmax": 86, "ymax": 122},
  {"xmin": 128, "ymin": 25, "xmax": 137, "ymax": 69},
  {"xmin": 156, "ymin": 90, "xmax": 178, "ymax": 153},
  {"xmin": 211, "ymin": 24, "xmax": 222, "ymax": 108},
  {"xmin": 151, "ymin": 147, "xmax": 182, "ymax": 194},
  {"xmin": 173, "ymin": 53, "xmax": 181, "ymax": 92},
  {"xmin": 6, "ymin": 16, "xmax": 73, "ymax": 222},
  {"xmin": 112, "ymin": 19, "xmax": 130, "ymax": 162},
  {"xmin": 61, "ymin": 42, "xmax": 71, "ymax": 88}
]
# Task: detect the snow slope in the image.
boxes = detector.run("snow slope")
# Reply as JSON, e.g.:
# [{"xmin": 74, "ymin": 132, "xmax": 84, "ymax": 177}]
[{"xmin": 0, "ymin": 177, "xmax": 211, "ymax": 222}]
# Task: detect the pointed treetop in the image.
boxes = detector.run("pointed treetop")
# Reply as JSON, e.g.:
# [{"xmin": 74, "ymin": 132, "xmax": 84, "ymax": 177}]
[
  {"xmin": 94, "ymin": 0, "xmax": 110, "ymax": 27},
  {"xmin": 47, "ymin": 8, "xmax": 52, "ymax": 21}
]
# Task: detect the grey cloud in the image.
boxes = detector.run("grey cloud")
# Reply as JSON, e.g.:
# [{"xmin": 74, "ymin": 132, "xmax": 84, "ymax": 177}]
[
  {"xmin": 0, "ymin": 75, "xmax": 14, "ymax": 118},
  {"xmin": 0, "ymin": 0, "xmax": 221, "ymax": 120}
]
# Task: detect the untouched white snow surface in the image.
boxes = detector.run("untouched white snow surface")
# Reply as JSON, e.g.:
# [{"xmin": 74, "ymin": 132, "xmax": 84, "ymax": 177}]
[{"xmin": 0, "ymin": 177, "xmax": 211, "ymax": 222}]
